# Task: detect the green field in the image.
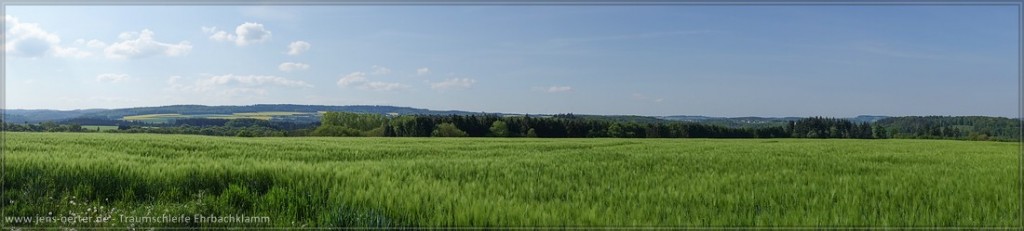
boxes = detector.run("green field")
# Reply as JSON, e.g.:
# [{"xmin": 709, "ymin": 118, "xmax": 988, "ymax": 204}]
[
  {"xmin": 2, "ymin": 132, "xmax": 1019, "ymax": 228},
  {"xmin": 121, "ymin": 111, "xmax": 315, "ymax": 123}
]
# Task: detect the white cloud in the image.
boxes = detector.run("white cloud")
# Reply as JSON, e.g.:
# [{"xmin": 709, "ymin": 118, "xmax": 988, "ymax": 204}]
[
  {"xmin": 235, "ymin": 22, "xmax": 273, "ymax": 46},
  {"xmin": 337, "ymin": 68, "xmax": 412, "ymax": 91},
  {"xmin": 86, "ymin": 39, "xmax": 107, "ymax": 49},
  {"xmin": 233, "ymin": 22, "xmax": 270, "ymax": 45},
  {"xmin": 631, "ymin": 93, "xmax": 664, "ymax": 103},
  {"xmin": 219, "ymin": 88, "xmax": 269, "ymax": 97},
  {"xmin": 118, "ymin": 31, "xmax": 138, "ymax": 40},
  {"xmin": 96, "ymin": 73, "xmax": 131, "ymax": 83},
  {"xmin": 168, "ymin": 74, "xmax": 311, "ymax": 98},
  {"xmin": 416, "ymin": 67, "xmax": 430, "ymax": 75},
  {"xmin": 337, "ymin": 72, "xmax": 368, "ymax": 87},
  {"xmin": 52, "ymin": 46, "xmax": 91, "ymax": 58},
  {"xmin": 167, "ymin": 75, "xmax": 182, "ymax": 85},
  {"xmin": 200, "ymin": 26, "xmax": 238, "ymax": 44},
  {"xmin": 104, "ymin": 29, "xmax": 192, "ymax": 59},
  {"xmin": 431, "ymin": 78, "xmax": 476, "ymax": 90},
  {"xmin": 4, "ymin": 15, "xmax": 90, "ymax": 58},
  {"xmin": 545, "ymin": 86, "xmax": 573, "ymax": 93},
  {"xmin": 196, "ymin": 74, "xmax": 312, "ymax": 89},
  {"xmin": 370, "ymin": 65, "xmax": 392, "ymax": 75},
  {"xmin": 201, "ymin": 26, "xmax": 217, "ymax": 34},
  {"xmin": 204, "ymin": 22, "xmax": 272, "ymax": 46},
  {"xmin": 278, "ymin": 62, "xmax": 310, "ymax": 72},
  {"xmin": 360, "ymin": 82, "xmax": 410, "ymax": 91},
  {"xmin": 209, "ymin": 30, "xmax": 235, "ymax": 42},
  {"xmin": 166, "ymin": 74, "xmax": 300, "ymax": 100},
  {"xmin": 287, "ymin": 41, "xmax": 310, "ymax": 55}
]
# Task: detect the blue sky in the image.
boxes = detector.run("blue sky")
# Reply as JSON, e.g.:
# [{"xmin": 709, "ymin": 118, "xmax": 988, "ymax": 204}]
[{"xmin": 4, "ymin": 5, "xmax": 1018, "ymax": 117}]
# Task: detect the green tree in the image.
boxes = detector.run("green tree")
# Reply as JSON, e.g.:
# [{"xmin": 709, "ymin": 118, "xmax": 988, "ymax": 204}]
[
  {"xmin": 313, "ymin": 125, "xmax": 362, "ymax": 137},
  {"xmin": 607, "ymin": 123, "xmax": 625, "ymax": 138},
  {"xmin": 432, "ymin": 123, "xmax": 468, "ymax": 137},
  {"xmin": 489, "ymin": 121, "xmax": 509, "ymax": 137},
  {"xmin": 872, "ymin": 124, "xmax": 888, "ymax": 139},
  {"xmin": 526, "ymin": 128, "xmax": 537, "ymax": 138}
]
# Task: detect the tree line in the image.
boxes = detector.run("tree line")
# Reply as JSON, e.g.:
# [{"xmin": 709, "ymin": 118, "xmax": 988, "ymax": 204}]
[
  {"xmin": 1, "ymin": 113, "xmax": 1017, "ymax": 141},
  {"xmin": 873, "ymin": 116, "xmax": 1019, "ymax": 141},
  {"xmin": 312, "ymin": 112, "xmax": 874, "ymax": 139}
]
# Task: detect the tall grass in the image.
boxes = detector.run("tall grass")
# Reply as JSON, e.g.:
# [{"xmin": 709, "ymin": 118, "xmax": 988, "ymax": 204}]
[{"xmin": 2, "ymin": 132, "xmax": 1018, "ymax": 227}]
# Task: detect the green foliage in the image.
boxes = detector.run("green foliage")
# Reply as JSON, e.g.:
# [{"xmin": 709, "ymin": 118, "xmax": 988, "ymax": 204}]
[
  {"xmin": 432, "ymin": 123, "xmax": 467, "ymax": 137},
  {"xmin": 872, "ymin": 124, "xmax": 888, "ymax": 139},
  {"xmin": 9, "ymin": 110, "xmax": 1018, "ymax": 143},
  {"xmin": 321, "ymin": 112, "xmax": 388, "ymax": 131},
  {"xmin": 874, "ymin": 116, "xmax": 1019, "ymax": 141},
  {"xmin": 312, "ymin": 125, "xmax": 362, "ymax": 137},
  {"xmin": 488, "ymin": 121, "xmax": 508, "ymax": 137},
  {"xmin": 788, "ymin": 117, "xmax": 873, "ymax": 139},
  {"xmin": 3, "ymin": 132, "xmax": 1018, "ymax": 228},
  {"xmin": 607, "ymin": 123, "xmax": 624, "ymax": 138}
]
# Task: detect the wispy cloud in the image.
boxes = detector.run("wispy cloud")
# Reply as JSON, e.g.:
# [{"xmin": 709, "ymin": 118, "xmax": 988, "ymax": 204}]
[
  {"xmin": 170, "ymin": 74, "xmax": 311, "ymax": 92},
  {"xmin": 196, "ymin": 74, "xmax": 312, "ymax": 89},
  {"xmin": 287, "ymin": 41, "xmax": 310, "ymax": 55},
  {"xmin": 337, "ymin": 72, "xmax": 368, "ymax": 87},
  {"xmin": 278, "ymin": 62, "xmax": 310, "ymax": 72},
  {"xmin": 336, "ymin": 71, "xmax": 408, "ymax": 91},
  {"xmin": 416, "ymin": 67, "xmax": 430, "ymax": 75},
  {"xmin": 547, "ymin": 86, "xmax": 573, "ymax": 93},
  {"xmin": 203, "ymin": 22, "xmax": 272, "ymax": 46},
  {"xmin": 370, "ymin": 65, "xmax": 392, "ymax": 75},
  {"xmin": 533, "ymin": 85, "xmax": 573, "ymax": 93},
  {"xmin": 431, "ymin": 78, "xmax": 476, "ymax": 90},
  {"xmin": 85, "ymin": 39, "xmax": 106, "ymax": 48},
  {"xmin": 167, "ymin": 74, "xmax": 311, "ymax": 99},
  {"xmin": 360, "ymin": 82, "xmax": 410, "ymax": 91},
  {"xmin": 105, "ymin": 29, "xmax": 192, "ymax": 59},
  {"xmin": 631, "ymin": 93, "xmax": 664, "ymax": 103},
  {"xmin": 96, "ymin": 73, "xmax": 131, "ymax": 83}
]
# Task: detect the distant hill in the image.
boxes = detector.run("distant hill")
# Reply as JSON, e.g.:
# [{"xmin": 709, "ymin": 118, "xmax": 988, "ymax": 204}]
[
  {"xmin": 659, "ymin": 115, "xmax": 801, "ymax": 129},
  {"xmin": 80, "ymin": 104, "xmax": 489, "ymax": 119},
  {"xmin": 849, "ymin": 115, "xmax": 890, "ymax": 123},
  {"xmin": 3, "ymin": 109, "xmax": 109, "ymax": 123},
  {"xmin": 659, "ymin": 114, "xmax": 892, "ymax": 128},
  {"xmin": 8, "ymin": 105, "xmax": 1012, "ymax": 137},
  {"xmin": 3, "ymin": 105, "xmax": 487, "ymax": 124}
]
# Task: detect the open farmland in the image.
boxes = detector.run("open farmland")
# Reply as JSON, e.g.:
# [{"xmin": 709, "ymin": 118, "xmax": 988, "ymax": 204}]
[{"xmin": 2, "ymin": 132, "xmax": 1019, "ymax": 228}]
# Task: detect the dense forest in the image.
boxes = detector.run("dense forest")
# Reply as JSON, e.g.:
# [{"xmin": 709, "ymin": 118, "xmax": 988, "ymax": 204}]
[
  {"xmin": 874, "ymin": 116, "xmax": 1019, "ymax": 141},
  {"xmin": 1, "ymin": 111, "xmax": 1017, "ymax": 141},
  {"xmin": 312, "ymin": 112, "xmax": 788, "ymax": 138}
]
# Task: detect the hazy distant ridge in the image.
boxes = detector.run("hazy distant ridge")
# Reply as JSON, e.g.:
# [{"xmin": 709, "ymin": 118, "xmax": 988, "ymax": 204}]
[{"xmin": 4, "ymin": 104, "xmax": 896, "ymax": 127}]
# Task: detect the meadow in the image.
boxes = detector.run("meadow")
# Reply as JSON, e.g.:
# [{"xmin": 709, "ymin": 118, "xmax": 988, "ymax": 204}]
[{"xmin": 2, "ymin": 132, "xmax": 1019, "ymax": 228}]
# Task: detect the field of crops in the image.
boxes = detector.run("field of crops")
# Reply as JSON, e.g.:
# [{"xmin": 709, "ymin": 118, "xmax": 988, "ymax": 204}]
[{"xmin": 2, "ymin": 132, "xmax": 1019, "ymax": 228}]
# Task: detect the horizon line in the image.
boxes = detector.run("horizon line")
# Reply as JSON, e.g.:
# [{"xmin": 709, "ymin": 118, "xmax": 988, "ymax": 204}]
[{"xmin": 0, "ymin": 104, "xmax": 1018, "ymax": 119}]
